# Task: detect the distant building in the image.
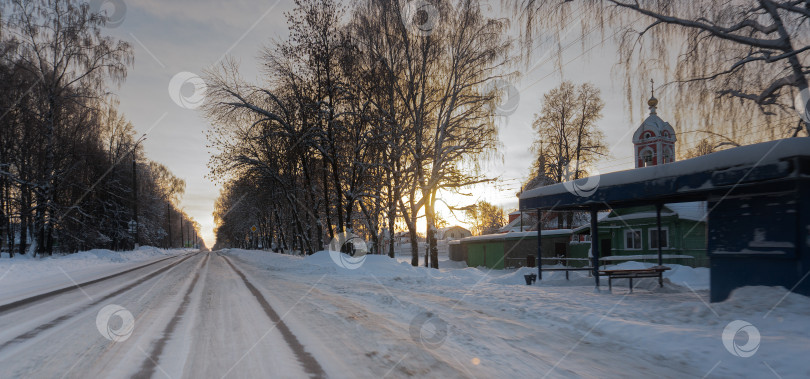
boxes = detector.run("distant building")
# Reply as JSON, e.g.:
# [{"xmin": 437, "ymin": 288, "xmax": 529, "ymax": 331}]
[
  {"xmin": 500, "ymin": 210, "xmax": 588, "ymax": 233},
  {"xmin": 437, "ymin": 226, "xmax": 472, "ymax": 241},
  {"xmin": 450, "ymin": 230, "xmax": 574, "ymax": 269}
]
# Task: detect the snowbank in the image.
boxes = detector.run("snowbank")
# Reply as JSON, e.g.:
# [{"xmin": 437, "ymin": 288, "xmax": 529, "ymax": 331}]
[
  {"xmin": 605, "ymin": 261, "xmax": 711, "ymax": 290},
  {"xmin": 226, "ymin": 248, "xmax": 809, "ymax": 378},
  {"xmin": 226, "ymin": 249, "xmax": 711, "ymax": 291},
  {"xmin": 0, "ymin": 246, "xmax": 188, "ymax": 304}
]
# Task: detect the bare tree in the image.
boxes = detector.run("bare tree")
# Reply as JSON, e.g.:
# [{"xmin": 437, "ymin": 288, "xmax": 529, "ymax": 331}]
[
  {"xmin": 4, "ymin": 0, "xmax": 133, "ymax": 255},
  {"xmin": 531, "ymin": 81, "xmax": 606, "ymax": 227},
  {"xmin": 207, "ymin": 0, "xmax": 514, "ymax": 269},
  {"xmin": 683, "ymin": 138, "xmax": 718, "ymax": 159},
  {"xmin": 533, "ymin": 82, "xmax": 606, "ymax": 180},
  {"xmin": 406, "ymin": 0, "xmax": 513, "ymax": 268},
  {"xmin": 0, "ymin": 2, "xmax": 201, "ymax": 255},
  {"xmin": 465, "ymin": 200, "xmax": 505, "ymax": 235},
  {"xmin": 514, "ymin": 0, "xmax": 810, "ymax": 151}
]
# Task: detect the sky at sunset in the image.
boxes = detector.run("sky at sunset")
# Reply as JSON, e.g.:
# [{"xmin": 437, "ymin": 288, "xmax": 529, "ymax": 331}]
[{"xmin": 105, "ymin": 0, "xmax": 659, "ymax": 246}]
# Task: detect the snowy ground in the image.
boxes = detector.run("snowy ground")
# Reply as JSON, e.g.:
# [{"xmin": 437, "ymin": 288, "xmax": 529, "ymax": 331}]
[
  {"xmin": 229, "ymin": 249, "xmax": 808, "ymax": 378},
  {"xmin": 0, "ymin": 248, "xmax": 807, "ymax": 378},
  {"xmin": 0, "ymin": 247, "xmax": 188, "ymax": 305}
]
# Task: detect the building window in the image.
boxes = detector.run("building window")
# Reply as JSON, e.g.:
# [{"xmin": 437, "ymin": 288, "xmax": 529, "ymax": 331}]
[
  {"xmin": 649, "ymin": 227, "xmax": 669, "ymax": 249},
  {"xmin": 625, "ymin": 230, "xmax": 642, "ymax": 249}
]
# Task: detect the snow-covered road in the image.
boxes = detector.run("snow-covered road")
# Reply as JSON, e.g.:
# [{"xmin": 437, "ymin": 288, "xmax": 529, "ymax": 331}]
[
  {"xmin": 0, "ymin": 252, "xmax": 324, "ymax": 378},
  {"xmin": 1, "ymin": 249, "xmax": 808, "ymax": 378}
]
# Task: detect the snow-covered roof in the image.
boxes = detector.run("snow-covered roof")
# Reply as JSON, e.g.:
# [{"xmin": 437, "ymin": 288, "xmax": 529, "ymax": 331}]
[
  {"xmin": 437, "ymin": 226, "xmax": 471, "ymax": 240},
  {"xmin": 520, "ymin": 138, "xmax": 810, "ymax": 207},
  {"xmin": 460, "ymin": 229, "xmax": 572, "ymax": 243},
  {"xmin": 438, "ymin": 226, "xmax": 469, "ymax": 233},
  {"xmin": 570, "ymin": 202, "xmax": 706, "ymax": 234},
  {"xmin": 499, "ymin": 213, "xmax": 531, "ymax": 233},
  {"xmin": 665, "ymin": 201, "xmax": 707, "ymax": 222}
]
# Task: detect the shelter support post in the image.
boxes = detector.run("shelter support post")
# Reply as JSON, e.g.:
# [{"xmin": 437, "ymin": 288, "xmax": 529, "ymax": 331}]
[
  {"xmin": 520, "ymin": 211, "xmax": 523, "ymax": 231},
  {"xmin": 590, "ymin": 209, "xmax": 600, "ymax": 288},
  {"xmin": 537, "ymin": 209, "xmax": 542, "ymax": 280},
  {"xmin": 656, "ymin": 203, "xmax": 664, "ymax": 287}
]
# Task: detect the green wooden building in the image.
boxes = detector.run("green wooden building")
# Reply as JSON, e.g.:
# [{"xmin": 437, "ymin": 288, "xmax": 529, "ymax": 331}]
[
  {"xmin": 449, "ymin": 202, "xmax": 708, "ymax": 270},
  {"xmin": 569, "ymin": 202, "xmax": 708, "ymax": 267},
  {"xmin": 449, "ymin": 230, "xmax": 573, "ymax": 269}
]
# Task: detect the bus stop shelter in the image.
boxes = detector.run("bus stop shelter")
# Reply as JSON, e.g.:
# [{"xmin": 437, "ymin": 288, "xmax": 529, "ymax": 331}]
[{"xmin": 519, "ymin": 138, "xmax": 810, "ymax": 301}]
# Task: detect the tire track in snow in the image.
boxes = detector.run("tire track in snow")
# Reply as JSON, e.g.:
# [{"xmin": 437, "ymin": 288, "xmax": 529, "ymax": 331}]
[
  {"xmin": 135, "ymin": 252, "xmax": 210, "ymax": 378},
  {"xmin": 0, "ymin": 253, "xmax": 187, "ymax": 313},
  {"xmin": 0, "ymin": 254, "xmax": 196, "ymax": 350},
  {"xmin": 221, "ymin": 255, "xmax": 326, "ymax": 378}
]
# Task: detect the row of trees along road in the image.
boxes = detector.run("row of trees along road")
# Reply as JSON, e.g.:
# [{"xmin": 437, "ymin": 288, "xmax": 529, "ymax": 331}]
[
  {"xmin": 213, "ymin": 0, "xmax": 810, "ymax": 265},
  {"xmin": 207, "ymin": 0, "xmax": 514, "ymax": 268},
  {"xmin": 0, "ymin": 0, "xmax": 202, "ymax": 256}
]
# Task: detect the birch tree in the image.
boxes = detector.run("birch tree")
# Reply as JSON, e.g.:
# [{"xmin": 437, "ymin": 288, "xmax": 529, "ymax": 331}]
[
  {"xmin": 531, "ymin": 81, "xmax": 606, "ymax": 227},
  {"xmin": 404, "ymin": 0, "xmax": 513, "ymax": 268},
  {"xmin": 4, "ymin": 0, "xmax": 133, "ymax": 255},
  {"xmin": 514, "ymin": 0, "xmax": 810, "ymax": 150}
]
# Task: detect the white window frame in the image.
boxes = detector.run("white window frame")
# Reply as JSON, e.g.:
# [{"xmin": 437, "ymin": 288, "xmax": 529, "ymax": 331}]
[
  {"xmin": 624, "ymin": 229, "xmax": 642, "ymax": 250},
  {"xmin": 649, "ymin": 227, "xmax": 670, "ymax": 249}
]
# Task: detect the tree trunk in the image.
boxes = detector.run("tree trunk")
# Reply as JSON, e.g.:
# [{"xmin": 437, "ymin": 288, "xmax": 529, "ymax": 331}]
[
  {"xmin": 19, "ymin": 187, "xmax": 30, "ymax": 256},
  {"xmin": 425, "ymin": 191, "xmax": 439, "ymax": 269},
  {"xmin": 321, "ymin": 161, "xmax": 334, "ymax": 240},
  {"xmin": 387, "ymin": 177, "xmax": 396, "ymax": 258},
  {"xmin": 0, "ymin": 180, "xmax": 5, "ymax": 258},
  {"xmin": 40, "ymin": 98, "xmax": 57, "ymax": 256}
]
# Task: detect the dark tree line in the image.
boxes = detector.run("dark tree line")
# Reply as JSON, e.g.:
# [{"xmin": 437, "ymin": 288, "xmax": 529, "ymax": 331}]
[
  {"xmin": 208, "ymin": 0, "xmax": 514, "ymax": 268},
  {"xmin": 0, "ymin": 0, "xmax": 201, "ymax": 256}
]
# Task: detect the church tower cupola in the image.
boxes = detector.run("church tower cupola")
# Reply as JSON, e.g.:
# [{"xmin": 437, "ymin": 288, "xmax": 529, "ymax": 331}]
[{"xmin": 633, "ymin": 80, "xmax": 677, "ymax": 168}]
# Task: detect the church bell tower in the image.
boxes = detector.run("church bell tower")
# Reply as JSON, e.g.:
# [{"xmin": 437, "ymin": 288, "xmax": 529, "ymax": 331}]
[{"xmin": 632, "ymin": 80, "xmax": 677, "ymax": 168}]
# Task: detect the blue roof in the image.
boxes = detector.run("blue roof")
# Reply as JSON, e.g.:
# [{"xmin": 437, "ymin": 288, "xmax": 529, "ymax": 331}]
[{"xmin": 520, "ymin": 138, "xmax": 810, "ymax": 211}]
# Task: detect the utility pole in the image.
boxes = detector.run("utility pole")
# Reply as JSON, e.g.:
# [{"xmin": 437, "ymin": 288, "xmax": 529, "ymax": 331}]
[{"xmin": 180, "ymin": 217, "xmax": 184, "ymax": 249}]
